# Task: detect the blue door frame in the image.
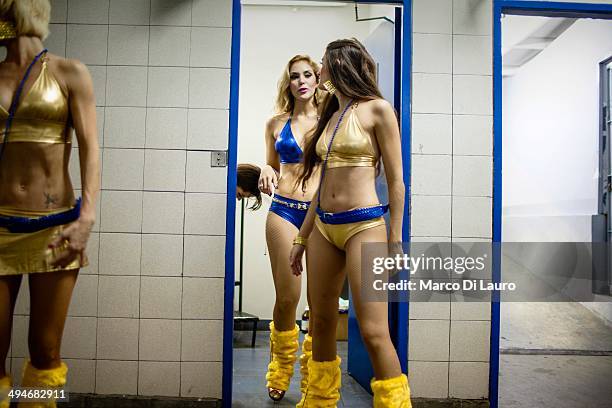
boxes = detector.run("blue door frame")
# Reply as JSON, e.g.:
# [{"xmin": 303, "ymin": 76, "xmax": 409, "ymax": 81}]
[
  {"xmin": 222, "ymin": 0, "xmax": 412, "ymax": 405},
  {"xmin": 492, "ymin": 2, "xmax": 612, "ymax": 408}
]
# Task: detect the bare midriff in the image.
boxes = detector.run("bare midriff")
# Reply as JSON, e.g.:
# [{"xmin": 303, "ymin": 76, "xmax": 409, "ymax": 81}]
[
  {"xmin": 276, "ymin": 162, "xmax": 319, "ymax": 202},
  {"xmin": 318, "ymin": 166, "xmax": 379, "ymax": 213},
  {"xmin": 0, "ymin": 142, "xmax": 75, "ymax": 211}
]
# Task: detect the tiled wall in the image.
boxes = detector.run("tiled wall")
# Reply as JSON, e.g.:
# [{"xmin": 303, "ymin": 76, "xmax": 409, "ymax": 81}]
[
  {"xmin": 8, "ymin": 0, "xmax": 232, "ymax": 399},
  {"xmin": 408, "ymin": 0, "xmax": 493, "ymax": 399}
]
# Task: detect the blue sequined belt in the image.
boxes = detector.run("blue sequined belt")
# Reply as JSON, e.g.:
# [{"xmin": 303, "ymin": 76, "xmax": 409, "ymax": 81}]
[
  {"xmin": 271, "ymin": 195, "xmax": 310, "ymax": 211},
  {"xmin": 0, "ymin": 198, "xmax": 82, "ymax": 233},
  {"xmin": 316, "ymin": 204, "xmax": 389, "ymax": 225}
]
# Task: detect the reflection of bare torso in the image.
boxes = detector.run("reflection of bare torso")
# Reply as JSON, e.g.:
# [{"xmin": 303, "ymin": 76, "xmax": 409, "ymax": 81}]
[
  {"xmin": 271, "ymin": 113, "xmax": 319, "ymax": 202},
  {"xmin": 0, "ymin": 56, "xmax": 75, "ymax": 211}
]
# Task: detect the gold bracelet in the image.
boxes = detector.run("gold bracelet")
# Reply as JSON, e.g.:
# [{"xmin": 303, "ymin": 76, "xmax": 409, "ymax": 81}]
[{"xmin": 293, "ymin": 236, "xmax": 308, "ymax": 247}]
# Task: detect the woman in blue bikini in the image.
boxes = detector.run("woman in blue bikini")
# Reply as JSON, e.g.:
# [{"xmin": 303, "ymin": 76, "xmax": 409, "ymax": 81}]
[{"xmin": 258, "ymin": 55, "xmax": 323, "ymax": 402}]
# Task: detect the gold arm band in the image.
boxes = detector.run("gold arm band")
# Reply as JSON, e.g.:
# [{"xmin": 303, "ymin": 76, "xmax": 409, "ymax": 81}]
[{"xmin": 293, "ymin": 236, "xmax": 308, "ymax": 247}]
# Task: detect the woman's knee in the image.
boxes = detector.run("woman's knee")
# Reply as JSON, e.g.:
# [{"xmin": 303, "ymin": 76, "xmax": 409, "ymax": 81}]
[
  {"xmin": 275, "ymin": 296, "xmax": 299, "ymax": 315},
  {"xmin": 312, "ymin": 310, "xmax": 337, "ymax": 333},
  {"xmin": 359, "ymin": 321, "xmax": 390, "ymax": 351}
]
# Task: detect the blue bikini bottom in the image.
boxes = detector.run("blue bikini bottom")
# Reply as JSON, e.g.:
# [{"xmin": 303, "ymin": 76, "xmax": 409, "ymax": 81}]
[{"xmin": 269, "ymin": 194, "xmax": 310, "ymax": 230}]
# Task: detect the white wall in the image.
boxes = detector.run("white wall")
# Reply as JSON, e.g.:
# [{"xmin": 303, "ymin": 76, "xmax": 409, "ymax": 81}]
[
  {"xmin": 502, "ymin": 18, "xmax": 612, "ymax": 242},
  {"xmin": 237, "ymin": 3, "xmax": 395, "ymax": 320}
]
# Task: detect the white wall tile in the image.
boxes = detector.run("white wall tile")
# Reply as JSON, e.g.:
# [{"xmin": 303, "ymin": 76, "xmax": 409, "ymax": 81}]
[
  {"xmin": 139, "ymin": 319, "xmax": 181, "ymax": 361},
  {"xmin": 148, "ymin": 26, "xmax": 190, "ymax": 67},
  {"xmin": 184, "ymin": 193, "xmax": 226, "ymax": 235},
  {"xmin": 452, "ymin": 196, "xmax": 492, "ymax": 238},
  {"xmin": 413, "ymin": 34, "xmax": 452, "ymax": 74},
  {"xmin": 450, "ymin": 320, "xmax": 490, "ymax": 362},
  {"xmin": 183, "ymin": 235, "xmax": 225, "ymax": 277},
  {"xmin": 10, "ymin": 316, "xmax": 28, "ymax": 357},
  {"xmin": 66, "ymin": 25, "xmax": 108, "ymax": 65},
  {"xmin": 407, "ymin": 361, "xmax": 449, "ymax": 398},
  {"xmin": 138, "ymin": 362, "xmax": 180, "ymax": 397},
  {"xmin": 96, "ymin": 106, "xmax": 105, "ymax": 146},
  {"xmin": 88, "ymin": 66, "xmax": 107, "ymax": 107},
  {"xmin": 413, "ymin": 73, "xmax": 452, "ymax": 114},
  {"xmin": 67, "ymin": 0, "xmax": 109, "ymax": 24},
  {"xmin": 453, "ymin": 155, "xmax": 492, "ymax": 197},
  {"xmin": 186, "ymin": 151, "xmax": 227, "ymax": 193},
  {"xmin": 150, "ymin": 0, "xmax": 191, "ymax": 26},
  {"xmin": 104, "ymin": 107, "xmax": 147, "ymax": 148},
  {"xmin": 140, "ymin": 277, "xmax": 182, "ymax": 319},
  {"xmin": 409, "ymin": 300, "xmax": 451, "ymax": 320},
  {"xmin": 453, "ymin": 115, "xmax": 492, "ymax": 156},
  {"xmin": 190, "ymin": 27, "xmax": 231, "ymax": 68},
  {"xmin": 453, "ymin": 75, "xmax": 492, "ymax": 115},
  {"xmin": 82, "ymin": 232, "xmax": 100, "ymax": 275},
  {"xmin": 65, "ymin": 359, "xmax": 95, "ymax": 393},
  {"xmin": 106, "ymin": 66, "xmax": 148, "ymax": 107},
  {"xmin": 412, "ymin": 114, "xmax": 452, "ymax": 155},
  {"xmin": 180, "ymin": 362, "xmax": 222, "ymax": 398},
  {"xmin": 141, "ymin": 234, "xmax": 183, "ymax": 276},
  {"xmin": 108, "ymin": 25, "xmax": 149, "ymax": 65},
  {"xmin": 144, "ymin": 150, "xmax": 186, "ymax": 191},
  {"xmin": 192, "ymin": 0, "xmax": 232, "ymax": 27},
  {"xmin": 100, "ymin": 191, "xmax": 143, "ymax": 233},
  {"xmin": 413, "ymin": 0, "xmax": 452, "ymax": 34},
  {"xmin": 142, "ymin": 192, "xmax": 184, "ymax": 234},
  {"xmin": 451, "ymin": 300, "xmax": 491, "ymax": 321},
  {"xmin": 145, "ymin": 108, "xmax": 188, "ymax": 149},
  {"xmin": 408, "ymin": 320, "xmax": 449, "ymax": 361},
  {"xmin": 95, "ymin": 360, "xmax": 138, "ymax": 395},
  {"xmin": 102, "ymin": 148, "xmax": 145, "ymax": 190},
  {"xmin": 453, "ymin": 0, "xmax": 492, "ymax": 36},
  {"xmin": 46, "ymin": 24, "xmax": 67, "ymax": 56},
  {"xmin": 189, "ymin": 68, "xmax": 230, "ymax": 109},
  {"xmin": 97, "ymin": 276, "xmax": 140, "ymax": 318},
  {"xmin": 148, "ymin": 67, "xmax": 189, "ymax": 108},
  {"xmin": 109, "ymin": 0, "xmax": 150, "ymax": 25},
  {"xmin": 68, "ymin": 274, "xmax": 98, "ymax": 316},
  {"xmin": 453, "ymin": 35, "xmax": 492, "ymax": 75},
  {"xmin": 50, "ymin": 0, "xmax": 68, "ymax": 23},
  {"xmin": 99, "ymin": 233, "xmax": 142, "ymax": 276},
  {"xmin": 61, "ymin": 317, "xmax": 97, "ymax": 359},
  {"xmin": 411, "ymin": 195, "xmax": 451, "ymax": 237},
  {"xmin": 412, "ymin": 155, "xmax": 452, "ymax": 196},
  {"xmin": 187, "ymin": 109, "xmax": 229, "ymax": 150},
  {"xmin": 182, "ymin": 278, "xmax": 223, "ymax": 319},
  {"xmin": 448, "ymin": 362, "xmax": 489, "ymax": 398},
  {"xmin": 97, "ymin": 318, "xmax": 139, "ymax": 360},
  {"xmin": 181, "ymin": 320, "xmax": 223, "ymax": 361}
]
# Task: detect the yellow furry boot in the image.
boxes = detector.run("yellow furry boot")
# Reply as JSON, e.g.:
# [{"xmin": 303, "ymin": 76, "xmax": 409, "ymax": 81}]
[
  {"xmin": 371, "ymin": 374, "xmax": 412, "ymax": 408},
  {"xmin": 266, "ymin": 322, "xmax": 299, "ymax": 401},
  {"xmin": 296, "ymin": 356, "xmax": 341, "ymax": 408},
  {"xmin": 0, "ymin": 375, "xmax": 11, "ymax": 408},
  {"xmin": 18, "ymin": 360, "xmax": 68, "ymax": 408},
  {"xmin": 299, "ymin": 333, "xmax": 312, "ymax": 396}
]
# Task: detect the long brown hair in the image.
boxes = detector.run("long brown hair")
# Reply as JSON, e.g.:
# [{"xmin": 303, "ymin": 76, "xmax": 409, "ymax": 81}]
[
  {"xmin": 237, "ymin": 164, "xmax": 262, "ymax": 210},
  {"xmin": 298, "ymin": 39, "xmax": 383, "ymax": 190}
]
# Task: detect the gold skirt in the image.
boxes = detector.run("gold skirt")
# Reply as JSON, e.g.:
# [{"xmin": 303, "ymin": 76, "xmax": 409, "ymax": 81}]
[{"xmin": 0, "ymin": 205, "xmax": 88, "ymax": 275}]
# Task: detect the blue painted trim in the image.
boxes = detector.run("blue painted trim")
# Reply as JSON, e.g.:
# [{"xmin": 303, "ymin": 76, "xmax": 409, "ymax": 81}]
[
  {"xmin": 491, "ymin": 2, "xmax": 612, "ymax": 407},
  {"xmin": 222, "ymin": 0, "xmax": 241, "ymax": 406}
]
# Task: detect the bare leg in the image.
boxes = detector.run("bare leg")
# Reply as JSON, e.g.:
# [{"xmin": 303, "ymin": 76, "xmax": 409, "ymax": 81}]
[
  {"xmin": 0, "ymin": 275, "xmax": 23, "ymax": 377},
  {"xmin": 345, "ymin": 225, "xmax": 402, "ymax": 379},
  {"xmin": 28, "ymin": 270, "xmax": 78, "ymax": 369}
]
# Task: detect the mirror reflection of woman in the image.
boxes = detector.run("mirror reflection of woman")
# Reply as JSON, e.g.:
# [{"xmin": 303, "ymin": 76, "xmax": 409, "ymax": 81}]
[
  {"xmin": 258, "ymin": 55, "xmax": 322, "ymax": 402},
  {"xmin": 290, "ymin": 39, "xmax": 412, "ymax": 407},
  {"xmin": 0, "ymin": 1, "xmax": 99, "ymax": 406}
]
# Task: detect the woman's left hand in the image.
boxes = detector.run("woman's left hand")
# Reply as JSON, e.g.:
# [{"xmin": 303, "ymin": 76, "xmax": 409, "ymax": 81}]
[{"xmin": 49, "ymin": 217, "xmax": 94, "ymax": 268}]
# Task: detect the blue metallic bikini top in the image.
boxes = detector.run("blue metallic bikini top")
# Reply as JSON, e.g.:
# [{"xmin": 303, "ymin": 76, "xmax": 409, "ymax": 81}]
[{"xmin": 275, "ymin": 119, "xmax": 303, "ymax": 164}]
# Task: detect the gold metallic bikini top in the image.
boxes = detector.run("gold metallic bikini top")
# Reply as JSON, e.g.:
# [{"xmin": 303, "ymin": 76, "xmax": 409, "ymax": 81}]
[
  {"xmin": 316, "ymin": 104, "xmax": 378, "ymax": 168},
  {"xmin": 0, "ymin": 58, "xmax": 70, "ymax": 144}
]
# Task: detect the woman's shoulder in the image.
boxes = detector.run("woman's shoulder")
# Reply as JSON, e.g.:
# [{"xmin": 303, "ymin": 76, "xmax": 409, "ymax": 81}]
[
  {"xmin": 266, "ymin": 112, "xmax": 290, "ymax": 132},
  {"xmin": 360, "ymin": 98, "xmax": 393, "ymax": 112}
]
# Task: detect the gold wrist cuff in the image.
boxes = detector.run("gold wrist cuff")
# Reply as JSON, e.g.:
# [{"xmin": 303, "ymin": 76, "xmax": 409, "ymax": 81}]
[{"xmin": 293, "ymin": 236, "xmax": 308, "ymax": 247}]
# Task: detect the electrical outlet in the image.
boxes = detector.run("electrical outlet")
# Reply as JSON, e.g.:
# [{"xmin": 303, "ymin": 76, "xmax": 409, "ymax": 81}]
[{"xmin": 211, "ymin": 151, "xmax": 228, "ymax": 167}]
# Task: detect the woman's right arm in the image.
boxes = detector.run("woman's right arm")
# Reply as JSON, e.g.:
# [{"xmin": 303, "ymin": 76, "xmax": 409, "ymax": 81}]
[
  {"xmin": 259, "ymin": 118, "xmax": 280, "ymax": 195},
  {"xmin": 289, "ymin": 185, "xmax": 319, "ymax": 276}
]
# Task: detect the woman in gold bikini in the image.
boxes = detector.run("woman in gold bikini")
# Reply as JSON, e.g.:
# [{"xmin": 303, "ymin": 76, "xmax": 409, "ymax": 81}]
[
  {"xmin": 290, "ymin": 39, "xmax": 412, "ymax": 407},
  {"xmin": 0, "ymin": 1, "xmax": 99, "ymax": 406}
]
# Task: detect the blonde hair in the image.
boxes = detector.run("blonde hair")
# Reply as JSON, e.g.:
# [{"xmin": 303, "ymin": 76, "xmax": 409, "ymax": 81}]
[
  {"xmin": 274, "ymin": 54, "xmax": 323, "ymax": 115},
  {"xmin": 0, "ymin": 0, "xmax": 50, "ymax": 40}
]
